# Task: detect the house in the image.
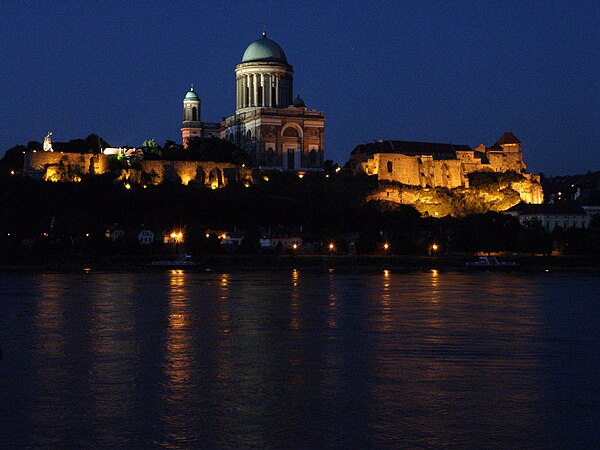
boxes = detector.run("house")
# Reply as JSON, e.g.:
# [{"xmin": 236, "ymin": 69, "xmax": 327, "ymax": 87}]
[
  {"xmin": 260, "ymin": 227, "xmax": 302, "ymax": 251},
  {"xmin": 105, "ymin": 223, "xmax": 125, "ymax": 241},
  {"xmin": 504, "ymin": 203, "xmax": 591, "ymax": 231},
  {"xmin": 221, "ymin": 230, "xmax": 246, "ymax": 247},
  {"xmin": 138, "ymin": 229, "xmax": 155, "ymax": 245}
]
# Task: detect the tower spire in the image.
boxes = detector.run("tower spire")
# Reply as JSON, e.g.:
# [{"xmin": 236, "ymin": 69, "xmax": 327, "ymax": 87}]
[
  {"xmin": 190, "ymin": 83, "xmax": 194, "ymax": 91},
  {"xmin": 262, "ymin": 24, "xmax": 267, "ymax": 38}
]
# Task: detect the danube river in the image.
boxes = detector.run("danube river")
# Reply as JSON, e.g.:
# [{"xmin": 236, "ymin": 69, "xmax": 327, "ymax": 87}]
[{"xmin": 1, "ymin": 270, "xmax": 599, "ymax": 448}]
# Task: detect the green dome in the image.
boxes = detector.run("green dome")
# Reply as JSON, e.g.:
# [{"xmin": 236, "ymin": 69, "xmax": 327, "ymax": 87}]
[
  {"xmin": 241, "ymin": 33, "xmax": 288, "ymax": 64},
  {"xmin": 293, "ymin": 94, "xmax": 306, "ymax": 108},
  {"xmin": 184, "ymin": 88, "xmax": 199, "ymax": 101}
]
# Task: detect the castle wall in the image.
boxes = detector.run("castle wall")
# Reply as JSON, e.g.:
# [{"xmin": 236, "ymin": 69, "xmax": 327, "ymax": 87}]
[
  {"xmin": 140, "ymin": 160, "xmax": 248, "ymax": 187},
  {"xmin": 24, "ymin": 152, "xmax": 110, "ymax": 179},
  {"xmin": 363, "ymin": 149, "xmax": 542, "ymax": 206},
  {"xmin": 373, "ymin": 154, "xmax": 466, "ymax": 188},
  {"xmin": 373, "ymin": 154, "xmax": 422, "ymax": 185},
  {"xmin": 486, "ymin": 151, "xmax": 524, "ymax": 173},
  {"xmin": 24, "ymin": 152, "xmax": 250, "ymax": 188}
]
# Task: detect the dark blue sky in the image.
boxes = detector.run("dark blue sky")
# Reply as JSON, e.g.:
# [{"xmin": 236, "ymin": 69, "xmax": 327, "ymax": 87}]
[{"xmin": 1, "ymin": 1, "xmax": 598, "ymax": 175}]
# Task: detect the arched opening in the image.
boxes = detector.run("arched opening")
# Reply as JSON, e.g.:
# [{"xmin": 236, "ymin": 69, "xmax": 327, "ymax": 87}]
[
  {"xmin": 387, "ymin": 161, "xmax": 393, "ymax": 173},
  {"xmin": 283, "ymin": 127, "xmax": 300, "ymax": 137},
  {"xmin": 246, "ymin": 130, "xmax": 252, "ymax": 140},
  {"xmin": 309, "ymin": 149, "xmax": 317, "ymax": 166},
  {"xmin": 266, "ymin": 147, "xmax": 275, "ymax": 166},
  {"xmin": 192, "ymin": 106, "xmax": 198, "ymax": 121}
]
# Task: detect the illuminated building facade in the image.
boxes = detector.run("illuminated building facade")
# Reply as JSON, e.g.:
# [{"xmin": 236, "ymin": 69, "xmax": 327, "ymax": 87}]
[
  {"xmin": 351, "ymin": 132, "xmax": 543, "ymax": 204},
  {"xmin": 182, "ymin": 31, "xmax": 325, "ymax": 172}
]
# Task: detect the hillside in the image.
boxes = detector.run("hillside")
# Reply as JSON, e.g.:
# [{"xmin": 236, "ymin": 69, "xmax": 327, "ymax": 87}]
[{"xmin": 542, "ymin": 171, "xmax": 600, "ymax": 204}]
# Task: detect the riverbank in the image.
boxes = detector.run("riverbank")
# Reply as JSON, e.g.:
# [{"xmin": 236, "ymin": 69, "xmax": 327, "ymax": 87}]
[{"xmin": 1, "ymin": 254, "xmax": 599, "ymax": 273}]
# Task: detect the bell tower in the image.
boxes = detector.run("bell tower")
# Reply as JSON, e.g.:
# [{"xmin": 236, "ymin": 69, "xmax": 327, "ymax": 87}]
[{"xmin": 181, "ymin": 84, "xmax": 202, "ymax": 148}]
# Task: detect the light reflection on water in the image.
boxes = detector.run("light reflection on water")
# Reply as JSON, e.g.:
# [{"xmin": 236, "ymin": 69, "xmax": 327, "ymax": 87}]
[{"xmin": 0, "ymin": 270, "xmax": 599, "ymax": 448}]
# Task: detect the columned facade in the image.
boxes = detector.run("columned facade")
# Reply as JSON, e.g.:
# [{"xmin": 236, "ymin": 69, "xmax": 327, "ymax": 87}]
[
  {"xmin": 222, "ymin": 31, "xmax": 325, "ymax": 172},
  {"xmin": 181, "ymin": 31, "xmax": 325, "ymax": 171},
  {"xmin": 235, "ymin": 64, "xmax": 293, "ymax": 110}
]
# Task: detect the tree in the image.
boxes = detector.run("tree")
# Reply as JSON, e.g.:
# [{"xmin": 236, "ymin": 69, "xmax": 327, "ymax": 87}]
[
  {"xmin": 0, "ymin": 145, "xmax": 26, "ymax": 177},
  {"xmin": 142, "ymin": 138, "xmax": 163, "ymax": 159},
  {"xmin": 86, "ymin": 134, "xmax": 109, "ymax": 153}
]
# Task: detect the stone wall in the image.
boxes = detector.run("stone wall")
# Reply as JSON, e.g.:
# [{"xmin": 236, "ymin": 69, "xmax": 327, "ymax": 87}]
[
  {"xmin": 371, "ymin": 153, "xmax": 471, "ymax": 189},
  {"xmin": 358, "ymin": 150, "xmax": 542, "ymax": 205},
  {"xmin": 23, "ymin": 151, "xmax": 251, "ymax": 188},
  {"xmin": 140, "ymin": 160, "xmax": 250, "ymax": 187},
  {"xmin": 24, "ymin": 151, "xmax": 110, "ymax": 179}
]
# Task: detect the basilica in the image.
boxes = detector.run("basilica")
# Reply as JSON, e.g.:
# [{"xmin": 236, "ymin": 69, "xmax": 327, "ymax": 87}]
[{"xmin": 181, "ymin": 31, "xmax": 325, "ymax": 172}]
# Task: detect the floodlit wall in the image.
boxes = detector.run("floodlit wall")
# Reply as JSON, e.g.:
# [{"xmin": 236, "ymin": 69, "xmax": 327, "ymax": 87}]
[
  {"xmin": 358, "ymin": 149, "xmax": 541, "ymax": 205},
  {"xmin": 24, "ymin": 152, "xmax": 110, "ymax": 179},
  {"xmin": 23, "ymin": 152, "xmax": 251, "ymax": 188}
]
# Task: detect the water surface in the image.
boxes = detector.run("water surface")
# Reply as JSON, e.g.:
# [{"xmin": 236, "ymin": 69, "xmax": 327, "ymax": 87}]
[{"xmin": 1, "ymin": 270, "xmax": 599, "ymax": 448}]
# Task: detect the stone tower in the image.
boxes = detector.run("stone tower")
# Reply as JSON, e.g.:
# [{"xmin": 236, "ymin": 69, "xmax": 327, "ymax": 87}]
[{"xmin": 181, "ymin": 85, "xmax": 202, "ymax": 148}]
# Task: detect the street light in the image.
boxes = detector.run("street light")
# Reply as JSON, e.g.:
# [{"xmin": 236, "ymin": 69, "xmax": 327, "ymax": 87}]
[
  {"xmin": 328, "ymin": 242, "xmax": 335, "ymax": 254},
  {"xmin": 431, "ymin": 243, "xmax": 439, "ymax": 256},
  {"xmin": 170, "ymin": 231, "xmax": 184, "ymax": 243},
  {"xmin": 383, "ymin": 242, "xmax": 389, "ymax": 255}
]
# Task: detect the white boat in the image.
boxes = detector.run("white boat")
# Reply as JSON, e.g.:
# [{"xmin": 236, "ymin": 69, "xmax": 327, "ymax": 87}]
[{"xmin": 466, "ymin": 256, "xmax": 517, "ymax": 268}]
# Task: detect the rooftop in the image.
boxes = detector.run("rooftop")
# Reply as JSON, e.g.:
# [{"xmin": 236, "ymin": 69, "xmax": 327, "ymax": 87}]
[
  {"xmin": 351, "ymin": 140, "xmax": 472, "ymax": 160},
  {"xmin": 506, "ymin": 202, "xmax": 587, "ymax": 215}
]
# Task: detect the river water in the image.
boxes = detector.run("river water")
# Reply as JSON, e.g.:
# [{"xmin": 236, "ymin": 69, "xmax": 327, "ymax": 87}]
[{"xmin": 1, "ymin": 270, "xmax": 599, "ymax": 448}]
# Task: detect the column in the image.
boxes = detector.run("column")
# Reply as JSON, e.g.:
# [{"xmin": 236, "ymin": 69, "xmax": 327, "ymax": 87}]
[
  {"xmin": 246, "ymin": 75, "xmax": 251, "ymax": 107},
  {"xmin": 260, "ymin": 73, "xmax": 267, "ymax": 106},
  {"xmin": 275, "ymin": 75, "xmax": 279, "ymax": 108},
  {"xmin": 253, "ymin": 74, "xmax": 258, "ymax": 107}
]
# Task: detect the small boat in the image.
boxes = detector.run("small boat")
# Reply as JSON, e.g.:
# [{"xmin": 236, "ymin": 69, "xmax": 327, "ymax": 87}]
[
  {"xmin": 466, "ymin": 256, "xmax": 517, "ymax": 268},
  {"xmin": 149, "ymin": 254, "xmax": 198, "ymax": 267}
]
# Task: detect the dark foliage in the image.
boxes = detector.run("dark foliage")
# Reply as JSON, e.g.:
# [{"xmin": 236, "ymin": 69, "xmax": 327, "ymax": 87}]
[
  {"xmin": 151, "ymin": 137, "xmax": 248, "ymax": 165},
  {"xmin": 542, "ymin": 170, "xmax": 600, "ymax": 205},
  {"xmin": 468, "ymin": 170, "xmax": 524, "ymax": 187}
]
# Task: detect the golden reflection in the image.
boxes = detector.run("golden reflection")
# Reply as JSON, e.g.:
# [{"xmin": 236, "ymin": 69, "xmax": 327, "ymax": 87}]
[
  {"xmin": 35, "ymin": 277, "xmax": 66, "ymax": 357},
  {"xmin": 327, "ymin": 277, "xmax": 338, "ymax": 329},
  {"xmin": 220, "ymin": 273, "xmax": 229, "ymax": 300},
  {"xmin": 379, "ymin": 270, "xmax": 393, "ymax": 331},
  {"xmin": 218, "ymin": 274, "xmax": 232, "ymax": 334},
  {"xmin": 430, "ymin": 269, "xmax": 440, "ymax": 302},
  {"xmin": 164, "ymin": 270, "xmax": 194, "ymax": 390},
  {"xmin": 290, "ymin": 269, "xmax": 301, "ymax": 330},
  {"xmin": 367, "ymin": 272, "xmax": 544, "ymax": 442}
]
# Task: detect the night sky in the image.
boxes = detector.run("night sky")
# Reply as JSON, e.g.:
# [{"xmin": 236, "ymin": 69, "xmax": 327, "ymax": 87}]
[{"xmin": 1, "ymin": 1, "xmax": 598, "ymax": 175}]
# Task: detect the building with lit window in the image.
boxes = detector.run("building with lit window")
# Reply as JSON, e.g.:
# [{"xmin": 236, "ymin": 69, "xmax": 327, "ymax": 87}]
[
  {"xmin": 182, "ymin": 31, "xmax": 325, "ymax": 172},
  {"xmin": 504, "ymin": 203, "xmax": 590, "ymax": 231}
]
